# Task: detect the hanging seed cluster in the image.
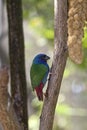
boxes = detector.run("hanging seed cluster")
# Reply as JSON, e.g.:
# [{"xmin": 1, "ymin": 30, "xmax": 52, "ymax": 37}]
[{"xmin": 67, "ymin": 0, "xmax": 87, "ymax": 64}]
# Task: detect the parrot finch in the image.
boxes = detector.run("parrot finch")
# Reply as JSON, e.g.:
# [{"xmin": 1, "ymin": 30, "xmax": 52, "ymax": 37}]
[{"xmin": 30, "ymin": 54, "xmax": 50, "ymax": 101}]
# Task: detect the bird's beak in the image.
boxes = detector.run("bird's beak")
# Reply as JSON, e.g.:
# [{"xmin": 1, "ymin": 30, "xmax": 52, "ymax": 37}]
[{"xmin": 45, "ymin": 55, "xmax": 50, "ymax": 60}]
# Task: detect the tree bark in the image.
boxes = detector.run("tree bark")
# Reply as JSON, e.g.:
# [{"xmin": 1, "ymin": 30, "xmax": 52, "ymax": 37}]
[
  {"xmin": 0, "ymin": 0, "xmax": 3, "ymax": 37},
  {"xmin": 6, "ymin": 0, "xmax": 28, "ymax": 130},
  {"xmin": 0, "ymin": 67, "xmax": 21, "ymax": 130},
  {"xmin": 39, "ymin": 0, "xmax": 68, "ymax": 130}
]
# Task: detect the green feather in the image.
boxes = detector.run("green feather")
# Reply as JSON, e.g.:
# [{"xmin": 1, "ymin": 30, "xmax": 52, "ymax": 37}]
[{"xmin": 30, "ymin": 64, "xmax": 48, "ymax": 90}]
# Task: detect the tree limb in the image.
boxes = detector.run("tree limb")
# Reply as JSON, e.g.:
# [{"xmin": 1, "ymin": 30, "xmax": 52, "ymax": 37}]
[
  {"xmin": 0, "ymin": 67, "xmax": 21, "ymax": 130},
  {"xmin": 39, "ymin": 0, "xmax": 68, "ymax": 130},
  {"xmin": 6, "ymin": 0, "xmax": 28, "ymax": 129}
]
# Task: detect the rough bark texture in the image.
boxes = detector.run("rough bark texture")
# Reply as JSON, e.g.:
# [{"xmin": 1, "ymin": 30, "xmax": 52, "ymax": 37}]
[
  {"xmin": 0, "ymin": 0, "xmax": 3, "ymax": 37},
  {"xmin": 6, "ymin": 0, "xmax": 28, "ymax": 130},
  {"xmin": 39, "ymin": 0, "xmax": 68, "ymax": 130},
  {"xmin": 0, "ymin": 67, "xmax": 21, "ymax": 130}
]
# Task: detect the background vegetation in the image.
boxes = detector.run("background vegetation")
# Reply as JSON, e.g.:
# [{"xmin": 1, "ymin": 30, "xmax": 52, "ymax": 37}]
[{"xmin": 0, "ymin": 0, "xmax": 87, "ymax": 130}]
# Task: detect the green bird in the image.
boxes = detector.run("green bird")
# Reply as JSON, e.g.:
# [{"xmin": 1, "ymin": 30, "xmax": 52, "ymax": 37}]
[{"xmin": 30, "ymin": 54, "xmax": 50, "ymax": 101}]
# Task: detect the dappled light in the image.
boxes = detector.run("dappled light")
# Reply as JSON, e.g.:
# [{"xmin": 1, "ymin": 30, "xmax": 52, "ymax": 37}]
[{"xmin": 0, "ymin": 0, "xmax": 87, "ymax": 130}]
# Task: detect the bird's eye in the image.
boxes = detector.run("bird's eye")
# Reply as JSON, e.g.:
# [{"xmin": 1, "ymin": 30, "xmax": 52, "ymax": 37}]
[
  {"xmin": 43, "ymin": 55, "xmax": 46, "ymax": 58},
  {"xmin": 40, "ymin": 55, "xmax": 46, "ymax": 60}
]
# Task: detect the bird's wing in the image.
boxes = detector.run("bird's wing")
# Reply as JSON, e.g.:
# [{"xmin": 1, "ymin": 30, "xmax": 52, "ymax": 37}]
[{"xmin": 30, "ymin": 64, "xmax": 48, "ymax": 90}]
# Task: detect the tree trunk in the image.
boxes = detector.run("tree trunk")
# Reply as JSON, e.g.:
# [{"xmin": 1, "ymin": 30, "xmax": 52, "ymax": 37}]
[
  {"xmin": 39, "ymin": 0, "xmax": 68, "ymax": 130},
  {"xmin": 0, "ymin": 0, "xmax": 3, "ymax": 37},
  {"xmin": 6, "ymin": 0, "xmax": 28, "ymax": 130}
]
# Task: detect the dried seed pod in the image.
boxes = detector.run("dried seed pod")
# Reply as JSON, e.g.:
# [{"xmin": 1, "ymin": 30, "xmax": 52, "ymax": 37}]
[{"xmin": 68, "ymin": 0, "xmax": 87, "ymax": 64}]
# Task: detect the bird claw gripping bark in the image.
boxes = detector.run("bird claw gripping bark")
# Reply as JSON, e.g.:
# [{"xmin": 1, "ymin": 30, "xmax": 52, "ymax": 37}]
[{"xmin": 43, "ymin": 92, "xmax": 48, "ymax": 98}]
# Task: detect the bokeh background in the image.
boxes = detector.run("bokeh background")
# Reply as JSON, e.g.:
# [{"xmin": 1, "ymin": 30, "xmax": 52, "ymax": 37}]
[{"xmin": 0, "ymin": 0, "xmax": 87, "ymax": 130}]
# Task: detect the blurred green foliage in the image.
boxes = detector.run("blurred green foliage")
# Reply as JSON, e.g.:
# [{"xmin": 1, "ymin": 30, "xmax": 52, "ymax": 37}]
[
  {"xmin": 29, "ymin": 115, "xmax": 39, "ymax": 130},
  {"xmin": 56, "ymin": 103, "xmax": 87, "ymax": 116},
  {"xmin": 82, "ymin": 24, "xmax": 87, "ymax": 48},
  {"xmin": 23, "ymin": 0, "xmax": 54, "ymax": 45},
  {"xmin": 22, "ymin": 0, "xmax": 87, "ymax": 130},
  {"xmin": 78, "ymin": 24, "xmax": 87, "ymax": 69}
]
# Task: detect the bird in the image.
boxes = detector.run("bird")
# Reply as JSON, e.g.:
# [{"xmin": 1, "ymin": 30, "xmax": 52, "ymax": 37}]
[{"xmin": 30, "ymin": 54, "xmax": 50, "ymax": 101}]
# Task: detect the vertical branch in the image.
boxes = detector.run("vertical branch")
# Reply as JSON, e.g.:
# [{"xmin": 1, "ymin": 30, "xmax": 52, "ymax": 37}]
[
  {"xmin": 39, "ymin": 0, "xmax": 68, "ymax": 130},
  {"xmin": 0, "ymin": 0, "xmax": 3, "ymax": 37},
  {"xmin": 0, "ymin": 67, "xmax": 21, "ymax": 130},
  {"xmin": 6, "ymin": 0, "xmax": 28, "ymax": 130}
]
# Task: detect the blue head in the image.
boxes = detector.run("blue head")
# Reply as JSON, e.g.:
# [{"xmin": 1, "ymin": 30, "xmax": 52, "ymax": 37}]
[{"xmin": 33, "ymin": 54, "xmax": 50, "ymax": 65}]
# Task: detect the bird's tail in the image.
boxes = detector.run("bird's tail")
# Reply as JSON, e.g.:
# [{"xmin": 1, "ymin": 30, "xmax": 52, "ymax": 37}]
[{"xmin": 35, "ymin": 83, "xmax": 43, "ymax": 101}]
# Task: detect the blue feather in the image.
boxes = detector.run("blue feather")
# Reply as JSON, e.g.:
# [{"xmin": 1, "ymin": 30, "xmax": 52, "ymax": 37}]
[
  {"xmin": 33, "ymin": 54, "xmax": 50, "ymax": 85},
  {"xmin": 30, "ymin": 53, "xmax": 50, "ymax": 101}
]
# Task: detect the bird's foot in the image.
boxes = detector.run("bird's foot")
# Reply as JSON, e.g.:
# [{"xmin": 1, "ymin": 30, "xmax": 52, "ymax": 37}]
[
  {"xmin": 49, "ymin": 72, "xmax": 56, "ymax": 75},
  {"xmin": 43, "ymin": 92, "xmax": 48, "ymax": 98},
  {"xmin": 48, "ymin": 72, "xmax": 56, "ymax": 81}
]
